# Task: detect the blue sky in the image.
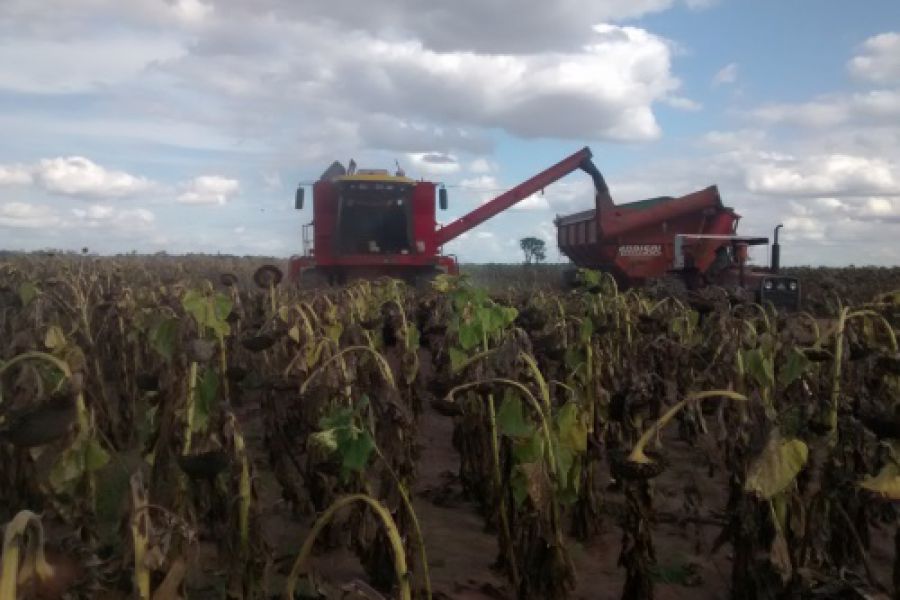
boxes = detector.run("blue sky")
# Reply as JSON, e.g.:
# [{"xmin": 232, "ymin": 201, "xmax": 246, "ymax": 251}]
[{"xmin": 1, "ymin": 0, "xmax": 898, "ymax": 265}]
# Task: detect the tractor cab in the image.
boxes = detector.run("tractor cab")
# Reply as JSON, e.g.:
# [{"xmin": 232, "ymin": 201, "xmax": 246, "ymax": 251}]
[
  {"xmin": 333, "ymin": 171, "xmax": 415, "ymax": 255},
  {"xmin": 674, "ymin": 233, "xmax": 800, "ymax": 309}
]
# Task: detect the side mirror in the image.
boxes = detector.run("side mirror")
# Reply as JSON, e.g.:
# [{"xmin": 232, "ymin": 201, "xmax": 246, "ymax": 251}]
[
  {"xmin": 294, "ymin": 187, "xmax": 304, "ymax": 210},
  {"xmin": 438, "ymin": 187, "xmax": 448, "ymax": 210}
]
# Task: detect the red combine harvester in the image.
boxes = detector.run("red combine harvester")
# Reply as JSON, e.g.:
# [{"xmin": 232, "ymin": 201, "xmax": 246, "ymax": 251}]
[
  {"xmin": 288, "ymin": 148, "xmax": 598, "ymax": 285},
  {"xmin": 289, "ymin": 146, "xmax": 799, "ymax": 308},
  {"xmin": 556, "ymin": 156, "xmax": 800, "ymax": 308}
]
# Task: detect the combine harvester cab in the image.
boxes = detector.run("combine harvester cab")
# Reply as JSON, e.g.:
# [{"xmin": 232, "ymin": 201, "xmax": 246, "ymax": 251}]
[
  {"xmin": 288, "ymin": 163, "xmax": 456, "ymax": 286},
  {"xmin": 555, "ymin": 166, "xmax": 800, "ymax": 309}
]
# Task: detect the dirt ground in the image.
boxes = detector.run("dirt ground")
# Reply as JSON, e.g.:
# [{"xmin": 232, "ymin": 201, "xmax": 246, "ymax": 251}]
[
  {"xmin": 165, "ymin": 340, "xmax": 883, "ymax": 600},
  {"xmin": 233, "ymin": 388, "xmax": 896, "ymax": 600}
]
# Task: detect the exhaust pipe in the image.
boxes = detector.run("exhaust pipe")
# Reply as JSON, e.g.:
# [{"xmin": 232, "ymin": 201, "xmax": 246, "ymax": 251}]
[{"xmin": 771, "ymin": 224, "xmax": 783, "ymax": 273}]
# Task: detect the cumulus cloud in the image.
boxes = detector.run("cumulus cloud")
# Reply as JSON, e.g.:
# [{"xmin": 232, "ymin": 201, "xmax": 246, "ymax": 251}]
[
  {"xmin": 406, "ymin": 152, "xmax": 460, "ymax": 176},
  {"xmin": 683, "ymin": 0, "xmax": 718, "ymax": 8},
  {"xmin": 261, "ymin": 171, "xmax": 282, "ymax": 190},
  {"xmin": 751, "ymin": 89, "xmax": 900, "ymax": 128},
  {"xmin": 468, "ymin": 158, "xmax": 495, "ymax": 174},
  {"xmin": 0, "ymin": 202, "xmax": 61, "ymax": 229},
  {"xmin": 848, "ymin": 32, "xmax": 900, "ymax": 84},
  {"xmin": 33, "ymin": 157, "xmax": 152, "ymax": 199},
  {"xmin": 781, "ymin": 215, "xmax": 825, "ymax": 242},
  {"xmin": 511, "ymin": 193, "xmax": 551, "ymax": 211},
  {"xmin": 356, "ymin": 118, "xmax": 492, "ymax": 155},
  {"xmin": 455, "ymin": 175, "xmax": 549, "ymax": 210},
  {"xmin": 775, "ymin": 194, "xmax": 900, "ymax": 265},
  {"xmin": 746, "ymin": 33, "xmax": 900, "ymax": 132},
  {"xmin": 206, "ymin": 0, "xmax": 686, "ymax": 54},
  {"xmin": 459, "ymin": 175, "xmax": 503, "ymax": 203},
  {"xmin": 0, "ymin": 199, "xmax": 156, "ymax": 235},
  {"xmin": 381, "ymin": 23, "xmax": 677, "ymax": 140},
  {"xmin": 177, "ymin": 175, "xmax": 240, "ymax": 205},
  {"xmin": 0, "ymin": 36, "xmax": 184, "ymax": 95},
  {"xmin": 790, "ymin": 196, "xmax": 900, "ymax": 224},
  {"xmin": 663, "ymin": 95, "xmax": 702, "ymax": 111},
  {"xmin": 0, "ymin": 0, "xmax": 688, "ymax": 170},
  {"xmin": 151, "ymin": 21, "xmax": 679, "ymax": 143},
  {"xmin": 0, "ymin": 156, "xmax": 153, "ymax": 199},
  {"xmin": 170, "ymin": 0, "xmax": 214, "ymax": 24},
  {"xmin": 744, "ymin": 154, "xmax": 900, "ymax": 197},
  {"xmin": 0, "ymin": 164, "xmax": 32, "ymax": 186},
  {"xmin": 712, "ymin": 62, "xmax": 738, "ymax": 86},
  {"xmin": 459, "ymin": 173, "xmax": 597, "ymax": 213},
  {"xmin": 71, "ymin": 204, "xmax": 156, "ymax": 230},
  {"xmin": 701, "ymin": 129, "xmax": 767, "ymax": 150},
  {"xmin": 544, "ymin": 180, "xmax": 596, "ymax": 213}
]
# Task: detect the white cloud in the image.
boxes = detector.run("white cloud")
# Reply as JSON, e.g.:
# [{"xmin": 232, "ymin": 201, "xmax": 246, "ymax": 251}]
[
  {"xmin": 865, "ymin": 197, "xmax": 894, "ymax": 215},
  {"xmin": 848, "ymin": 32, "xmax": 900, "ymax": 84},
  {"xmin": 771, "ymin": 194, "xmax": 900, "ymax": 265},
  {"xmin": 261, "ymin": 172, "xmax": 282, "ymax": 190},
  {"xmin": 356, "ymin": 117, "xmax": 492, "ymax": 155},
  {"xmin": 71, "ymin": 204, "xmax": 156, "ymax": 230},
  {"xmin": 177, "ymin": 175, "xmax": 240, "ymax": 205},
  {"xmin": 0, "ymin": 164, "xmax": 33, "ymax": 186},
  {"xmin": 205, "ymin": 0, "xmax": 686, "ymax": 54},
  {"xmin": 150, "ymin": 21, "xmax": 679, "ymax": 143},
  {"xmin": 545, "ymin": 179, "xmax": 597, "ymax": 213},
  {"xmin": 744, "ymin": 154, "xmax": 899, "ymax": 197},
  {"xmin": 35, "ymin": 157, "xmax": 152, "ymax": 199},
  {"xmin": 683, "ymin": 0, "xmax": 718, "ymax": 8},
  {"xmin": 663, "ymin": 95, "xmax": 702, "ymax": 111},
  {"xmin": 701, "ymin": 129, "xmax": 767, "ymax": 150},
  {"xmin": 513, "ymin": 193, "xmax": 551, "ymax": 211},
  {"xmin": 468, "ymin": 158, "xmax": 495, "ymax": 174},
  {"xmin": 459, "ymin": 175, "xmax": 502, "ymax": 204},
  {"xmin": 0, "ymin": 0, "xmax": 686, "ymax": 170},
  {"xmin": 0, "ymin": 202, "xmax": 61, "ymax": 229},
  {"xmin": 71, "ymin": 205, "xmax": 115, "ymax": 220},
  {"xmin": 118, "ymin": 208, "xmax": 156, "ymax": 227},
  {"xmin": 751, "ymin": 89, "xmax": 900, "ymax": 128},
  {"xmin": 459, "ymin": 175, "xmax": 498, "ymax": 190},
  {"xmin": 170, "ymin": 0, "xmax": 213, "ymax": 25},
  {"xmin": 712, "ymin": 62, "xmax": 738, "ymax": 86},
  {"xmin": 450, "ymin": 229, "xmax": 505, "ymax": 261},
  {"xmin": 456, "ymin": 174, "xmax": 549, "ymax": 211},
  {"xmin": 66, "ymin": 204, "xmax": 156, "ymax": 243},
  {"xmin": 781, "ymin": 215, "xmax": 826, "ymax": 242},
  {"xmin": 407, "ymin": 152, "xmax": 460, "ymax": 176},
  {"xmin": 0, "ymin": 35, "xmax": 184, "ymax": 94}
]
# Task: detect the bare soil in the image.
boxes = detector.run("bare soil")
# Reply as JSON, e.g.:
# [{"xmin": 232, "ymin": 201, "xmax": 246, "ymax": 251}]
[{"xmin": 240, "ymin": 389, "xmax": 896, "ymax": 600}]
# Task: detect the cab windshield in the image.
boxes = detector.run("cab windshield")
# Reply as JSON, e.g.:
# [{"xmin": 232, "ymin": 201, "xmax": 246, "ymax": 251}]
[{"xmin": 336, "ymin": 181, "xmax": 413, "ymax": 254}]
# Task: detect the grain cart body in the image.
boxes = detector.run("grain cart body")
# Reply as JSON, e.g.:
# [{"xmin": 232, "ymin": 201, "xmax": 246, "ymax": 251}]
[{"xmin": 555, "ymin": 169, "xmax": 800, "ymax": 308}]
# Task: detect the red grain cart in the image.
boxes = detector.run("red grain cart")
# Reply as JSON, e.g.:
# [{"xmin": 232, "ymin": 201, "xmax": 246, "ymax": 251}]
[{"xmin": 555, "ymin": 160, "xmax": 799, "ymax": 308}]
